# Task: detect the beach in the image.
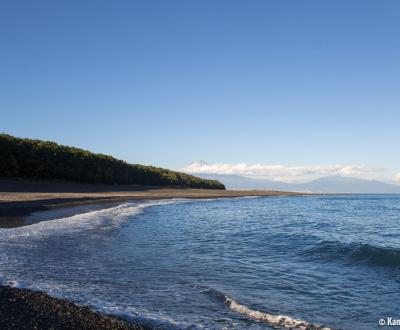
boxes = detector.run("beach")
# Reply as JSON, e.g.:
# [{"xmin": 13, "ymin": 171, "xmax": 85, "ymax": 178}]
[
  {"xmin": 0, "ymin": 179, "xmax": 302, "ymax": 228},
  {"xmin": 1, "ymin": 183, "xmax": 396, "ymax": 329},
  {"xmin": 2, "ymin": 1, "xmax": 396, "ymax": 328},
  {"xmin": 0, "ymin": 180, "xmax": 305, "ymax": 330},
  {"xmin": 0, "ymin": 286, "xmax": 150, "ymax": 330}
]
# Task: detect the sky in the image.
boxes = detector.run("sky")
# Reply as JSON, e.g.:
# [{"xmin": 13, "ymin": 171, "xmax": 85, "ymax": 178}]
[{"xmin": 1, "ymin": 1, "xmax": 400, "ymax": 183}]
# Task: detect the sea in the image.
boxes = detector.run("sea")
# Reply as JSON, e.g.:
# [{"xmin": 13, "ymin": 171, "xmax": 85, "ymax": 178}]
[{"xmin": 1, "ymin": 195, "xmax": 400, "ymax": 329}]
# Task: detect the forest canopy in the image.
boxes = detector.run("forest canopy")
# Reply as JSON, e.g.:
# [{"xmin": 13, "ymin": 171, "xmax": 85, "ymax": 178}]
[{"xmin": 0, "ymin": 134, "xmax": 225, "ymax": 190}]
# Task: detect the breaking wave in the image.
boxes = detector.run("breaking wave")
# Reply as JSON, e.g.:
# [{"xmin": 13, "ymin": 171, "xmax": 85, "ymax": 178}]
[
  {"xmin": 0, "ymin": 199, "xmax": 186, "ymax": 241},
  {"xmin": 203, "ymin": 287, "xmax": 332, "ymax": 330}
]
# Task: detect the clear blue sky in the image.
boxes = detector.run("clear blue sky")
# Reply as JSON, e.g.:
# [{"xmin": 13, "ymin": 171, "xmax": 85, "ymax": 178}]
[{"xmin": 1, "ymin": 1, "xmax": 400, "ymax": 178}]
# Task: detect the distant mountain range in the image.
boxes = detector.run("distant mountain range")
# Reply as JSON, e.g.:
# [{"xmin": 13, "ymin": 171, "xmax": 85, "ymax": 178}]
[{"xmin": 193, "ymin": 174, "xmax": 400, "ymax": 193}]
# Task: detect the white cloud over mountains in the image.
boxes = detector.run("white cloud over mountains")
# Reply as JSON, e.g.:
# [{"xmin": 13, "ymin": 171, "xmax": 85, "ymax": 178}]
[
  {"xmin": 181, "ymin": 161, "xmax": 380, "ymax": 183},
  {"xmin": 393, "ymin": 173, "xmax": 400, "ymax": 182}
]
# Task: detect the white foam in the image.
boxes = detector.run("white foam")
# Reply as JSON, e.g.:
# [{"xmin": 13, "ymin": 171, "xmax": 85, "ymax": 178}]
[
  {"xmin": 0, "ymin": 199, "xmax": 186, "ymax": 242},
  {"xmin": 6, "ymin": 280, "xmax": 29, "ymax": 289},
  {"xmin": 202, "ymin": 287, "xmax": 332, "ymax": 329},
  {"xmin": 0, "ymin": 278, "xmax": 193, "ymax": 330},
  {"xmin": 93, "ymin": 304, "xmax": 192, "ymax": 330},
  {"xmin": 0, "ymin": 199, "xmax": 196, "ymax": 329},
  {"xmin": 225, "ymin": 297, "xmax": 331, "ymax": 330}
]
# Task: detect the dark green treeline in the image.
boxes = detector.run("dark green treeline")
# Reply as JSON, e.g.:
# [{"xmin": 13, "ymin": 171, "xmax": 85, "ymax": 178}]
[{"xmin": 0, "ymin": 134, "xmax": 225, "ymax": 190}]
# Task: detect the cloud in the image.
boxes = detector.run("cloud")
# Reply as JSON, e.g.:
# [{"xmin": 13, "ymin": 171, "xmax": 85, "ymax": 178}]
[
  {"xmin": 181, "ymin": 161, "xmax": 378, "ymax": 182},
  {"xmin": 393, "ymin": 173, "xmax": 400, "ymax": 182}
]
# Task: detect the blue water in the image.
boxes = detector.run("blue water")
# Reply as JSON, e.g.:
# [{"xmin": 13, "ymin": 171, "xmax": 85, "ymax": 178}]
[{"xmin": 1, "ymin": 195, "xmax": 400, "ymax": 329}]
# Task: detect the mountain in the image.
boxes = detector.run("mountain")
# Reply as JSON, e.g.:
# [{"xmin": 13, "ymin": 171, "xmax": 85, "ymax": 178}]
[
  {"xmin": 298, "ymin": 175, "xmax": 400, "ymax": 194},
  {"xmin": 195, "ymin": 174, "xmax": 295, "ymax": 190},
  {"xmin": 193, "ymin": 173, "xmax": 400, "ymax": 193}
]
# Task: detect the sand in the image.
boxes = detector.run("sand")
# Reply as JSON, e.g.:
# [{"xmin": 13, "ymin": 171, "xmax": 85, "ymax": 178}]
[{"xmin": 0, "ymin": 179, "xmax": 304, "ymax": 227}]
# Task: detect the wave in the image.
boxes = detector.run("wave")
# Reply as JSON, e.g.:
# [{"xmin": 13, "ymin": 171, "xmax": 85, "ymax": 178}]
[
  {"xmin": 304, "ymin": 240, "xmax": 400, "ymax": 267},
  {"xmin": 0, "ymin": 198, "xmax": 205, "ymax": 330},
  {"xmin": 203, "ymin": 287, "xmax": 331, "ymax": 330},
  {"xmin": 0, "ymin": 199, "xmax": 186, "ymax": 242}
]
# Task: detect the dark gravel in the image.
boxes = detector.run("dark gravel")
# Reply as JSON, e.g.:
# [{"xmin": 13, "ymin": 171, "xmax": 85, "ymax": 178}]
[{"xmin": 0, "ymin": 286, "xmax": 152, "ymax": 330}]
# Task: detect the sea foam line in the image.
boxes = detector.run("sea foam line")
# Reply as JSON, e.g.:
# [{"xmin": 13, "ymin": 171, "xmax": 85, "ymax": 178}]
[
  {"xmin": 0, "ymin": 199, "xmax": 187, "ymax": 241},
  {"xmin": 1, "ymin": 279, "xmax": 190, "ymax": 330}
]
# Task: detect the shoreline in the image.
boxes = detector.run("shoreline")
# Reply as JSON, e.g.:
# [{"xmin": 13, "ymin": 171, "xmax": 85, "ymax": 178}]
[
  {"xmin": 0, "ymin": 180, "xmax": 310, "ymax": 329},
  {"xmin": 0, "ymin": 285, "xmax": 151, "ymax": 330},
  {"xmin": 0, "ymin": 179, "xmax": 307, "ymax": 228}
]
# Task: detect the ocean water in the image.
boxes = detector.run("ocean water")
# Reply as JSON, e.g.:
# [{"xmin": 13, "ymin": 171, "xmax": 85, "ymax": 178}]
[{"xmin": 1, "ymin": 195, "xmax": 400, "ymax": 329}]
